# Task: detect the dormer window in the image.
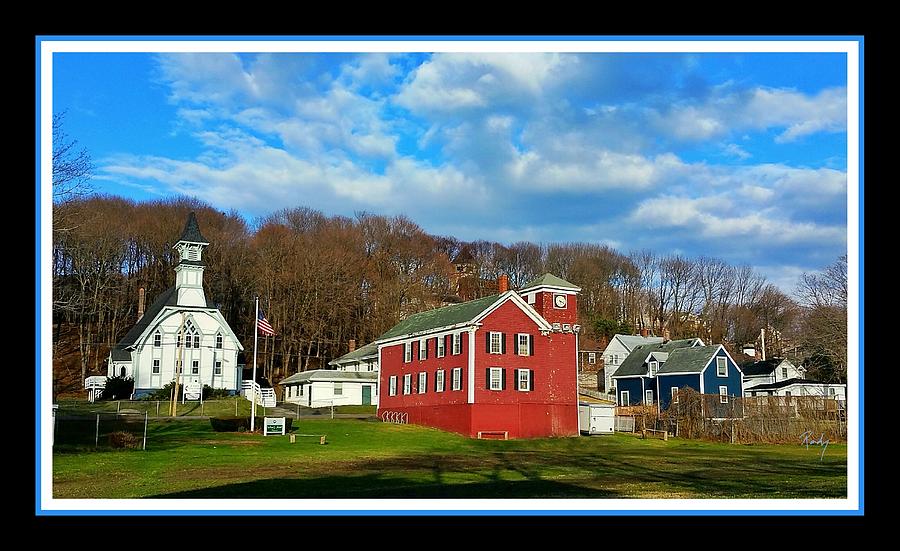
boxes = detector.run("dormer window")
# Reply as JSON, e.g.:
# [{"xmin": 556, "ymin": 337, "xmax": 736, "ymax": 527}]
[{"xmin": 649, "ymin": 360, "xmax": 659, "ymax": 377}]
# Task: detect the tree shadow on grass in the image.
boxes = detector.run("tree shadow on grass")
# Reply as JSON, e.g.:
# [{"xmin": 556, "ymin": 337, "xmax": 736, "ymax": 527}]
[{"xmin": 151, "ymin": 472, "xmax": 622, "ymax": 499}]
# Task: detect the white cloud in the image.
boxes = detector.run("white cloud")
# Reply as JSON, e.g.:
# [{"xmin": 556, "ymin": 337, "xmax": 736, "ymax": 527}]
[
  {"xmin": 723, "ymin": 143, "xmax": 751, "ymax": 160},
  {"xmin": 394, "ymin": 53, "xmax": 577, "ymax": 115},
  {"xmin": 651, "ymin": 85, "xmax": 847, "ymax": 143}
]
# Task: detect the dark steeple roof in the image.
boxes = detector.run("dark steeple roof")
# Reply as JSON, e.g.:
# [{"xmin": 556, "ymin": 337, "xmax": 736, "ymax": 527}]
[{"xmin": 178, "ymin": 212, "xmax": 208, "ymax": 244}]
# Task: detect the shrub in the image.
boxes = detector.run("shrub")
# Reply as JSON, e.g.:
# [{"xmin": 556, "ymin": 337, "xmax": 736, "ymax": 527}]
[
  {"xmin": 203, "ymin": 385, "xmax": 232, "ymax": 399},
  {"xmin": 100, "ymin": 376, "xmax": 134, "ymax": 400},
  {"xmin": 142, "ymin": 381, "xmax": 177, "ymax": 401},
  {"xmin": 108, "ymin": 431, "xmax": 140, "ymax": 449},
  {"xmin": 209, "ymin": 416, "xmax": 292, "ymax": 433}
]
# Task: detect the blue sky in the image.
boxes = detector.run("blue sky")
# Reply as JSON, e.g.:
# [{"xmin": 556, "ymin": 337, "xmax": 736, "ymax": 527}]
[{"xmin": 52, "ymin": 50, "xmax": 849, "ymax": 294}]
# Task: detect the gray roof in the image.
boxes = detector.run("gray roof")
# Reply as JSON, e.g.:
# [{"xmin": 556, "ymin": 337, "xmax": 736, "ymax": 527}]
[
  {"xmin": 377, "ymin": 293, "xmax": 501, "ymax": 341},
  {"xmin": 741, "ymin": 358, "xmax": 786, "ymax": 376},
  {"xmin": 280, "ymin": 370, "xmax": 378, "ymax": 385},
  {"xmin": 612, "ymin": 339, "xmax": 702, "ymax": 377},
  {"xmin": 520, "ymin": 273, "xmax": 581, "ymax": 291},
  {"xmin": 109, "ymin": 286, "xmax": 178, "ymax": 361},
  {"xmin": 746, "ymin": 377, "xmax": 833, "ymax": 391},
  {"xmin": 649, "ymin": 351, "xmax": 669, "ymax": 362},
  {"xmin": 329, "ymin": 342, "xmax": 378, "ymax": 365},
  {"xmin": 178, "ymin": 212, "xmax": 208, "ymax": 243},
  {"xmin": 614, "ymin": 334, "xmax": 664, "ymax": 351},
  {"xmin": 657, "ymin": 345, "xmax": 723, "ymax": 374}
]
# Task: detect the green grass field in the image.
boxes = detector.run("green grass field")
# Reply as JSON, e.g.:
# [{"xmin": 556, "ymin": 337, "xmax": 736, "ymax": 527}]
[{"xmin": 52, "ymin": 418, "xmax": 846, "ymax": 499}]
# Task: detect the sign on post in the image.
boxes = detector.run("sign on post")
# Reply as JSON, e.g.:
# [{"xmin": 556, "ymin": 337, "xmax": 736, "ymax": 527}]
[{"xmin": 264, "ymin": 417, "xmax": 285, "ymax": 436}]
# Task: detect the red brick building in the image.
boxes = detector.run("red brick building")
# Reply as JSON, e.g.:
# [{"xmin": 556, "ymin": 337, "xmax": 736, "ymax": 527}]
[{"xmin": 375, "ymin": 273, "xmax": 581, "ymax": 438}]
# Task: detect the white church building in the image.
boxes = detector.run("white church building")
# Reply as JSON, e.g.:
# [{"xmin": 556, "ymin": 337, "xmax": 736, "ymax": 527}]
[{"xmin": 106, "ymin": 212, "xmax": 244, "ymax": 398}]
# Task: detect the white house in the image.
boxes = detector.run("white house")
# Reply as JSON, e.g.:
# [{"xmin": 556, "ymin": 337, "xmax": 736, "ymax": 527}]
[
  {"xmin": 280, "ymin": 370, "xmax": 378, "ymax": 407},
  {"xmin": 105, "ymin": 212, "xmax": 244, "ymax": 399},
  {"xmin": 741, "ymin": 358, "xmax": 806, "ymax": 393},
  {"xmin": 328, "ymin": 341, "xmax": 378, "ymax": 372},
  {"xmin": 744, "ymin": 378, "xmax": 846, "ymax": 401},
  {"xmin": 601, "ymin": 333, "xmax": 664, "ymax": 392}
]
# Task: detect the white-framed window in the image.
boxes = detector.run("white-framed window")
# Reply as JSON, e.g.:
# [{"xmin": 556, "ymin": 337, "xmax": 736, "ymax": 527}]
[
  {"xmin": 645, "ymin": 389, "xmax": 653, "ymax": 405},
  {"xmin": 614, "ymin": 354, "xmax": 619, "ymax": 364},
  {"xmin": 452, "ymin": 367, "xmax": 462, "ymax": 391},
  {"xmin": 404, "ymin": 342, "xmax": 412, "ymax": 363},
  {"xmin": 489, "ymin": 331, "xmax": 503, "ymax": 354},
  {"xmin": 175, "ymin": 360, "xmax": 182, "ymax": 374},
  {"xmin": 436, "ymin": 370, "xmax": 445, "ymax": 392},
  {"xmin": 517, "ymin": 334, "xmax": 530, "ymax": 356},
  {"xmin": 215, "ymin": 334, "xmax": 223, "ymax": 349},
  {"xmin": 517, "ymin": 369, "xmax": 531, "ymax": 391},
  {"xmin": 334, "ymin": 382, "xmax": 343, "ymax": 396},
  {"xmin": 193, "ymin": 334, "xmax": 200, "ymax": 349},
  {"xmin": 389, "ymin": 375, "xmax": 397, "ymax": 396},
  {"xmin": 588, "ymin": 352, "xmax": 596, "ymax": 364},
  {"xmin": 419, "ymin": 339, "xmax": 427, "ymax": 360},
  {"xmin": 192, "ymin": 360, "xmax": 199, "ymax": 374},
  {"xmin": 527, "ymin": 292, "xmax": 535, "ymax": 304},
  {"xmin": 403, "ymin": 374, "xmax": 412, "ymax": 395},
  {"xmin": 649, "ymin": 360, "xmax": 659, "ymax": 377},
  {"xmin": 153, "ymin": 332, "xmax": 161, "ymax": 347},
  {"xmin": 828, "ymin": 387, "xmax": 836, "ymax": 396},
  {"xmin": 452, "ymin": 333, "xmax": 461, "ymax": 355},
  {"xmin": 418, "ymin": 372, "xmax": 427, "ymax": 394},
  {"xmin": 152, "ymin": 359, "xmax": 160, "ymax": 374},
  {"xmin": 719, "ymin": 386, "xmax": 729, "ymax": 404},
  {"xmin": 671, "ymin": 387, "xmax": 679, "ymax": 403},
  {"xmin": 489, "ymin": 367, "xmax": 503, "ymax": 391},
  {"xmin": 716, "ymin": 357, "xmax": 728, "ymax": 377},
  {"xmin": 214, "ymin": 361, "xmax": 222, "ymax": 375},
  {"xmin": 781, "ymin": 367, "xmax": 788, "ymax": 379},
  {"xmin": 176, "ymin": 334, "xmax": 182, "ymax": 348},
  {"xmin": 299, "ymin": 385, "xmax": 304, "ymax": 396},
  {"xmin": 437, "ymin": 336, "xmax": 445, "ymax": 358},
  {"xmin": 620, "ymin": 390, "xmax": 630, "ymax": 406}
]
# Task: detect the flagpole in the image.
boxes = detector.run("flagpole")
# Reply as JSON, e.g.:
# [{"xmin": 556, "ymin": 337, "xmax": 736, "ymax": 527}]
[{"xmin": 251, "ymin": 295, "xmax": 259, "ymax": 432}]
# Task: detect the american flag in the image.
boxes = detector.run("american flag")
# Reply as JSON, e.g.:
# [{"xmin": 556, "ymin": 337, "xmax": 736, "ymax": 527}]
[{"xmin": 257, "ymin": 308, "xmax": 276, "ymax": 336}]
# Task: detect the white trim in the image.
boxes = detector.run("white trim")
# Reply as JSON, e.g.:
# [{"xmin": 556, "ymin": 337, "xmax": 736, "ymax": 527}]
[
  {"xmin": 418, "ymin": 372, "xmax": 427, "ymax": 394},
  {"xmin": 453, "ymin": 367, "xmax": 463, "ymax": 392},
  {"xmin": 619, "ymin": 390, "xmax": 630, "ymax": 406},
  {"xmin": 418, "ymin": 338, "xmax": 427, "ymax": 360},
  {"xmin": 671, "ymin": 386, "xmax": 679, "ymax": 403},
  {"xmin": 388, "ymin": 375, "xmax": 397, "ymax": 396},
  {"xmin": 716, "ymin": 356, "xmax": 728, "ymax": 377},
  {"xmin": 452, "ymin": 332, "xmax": 461, "ymax": 355},
  {"xmin": 719, "ymin": 385, "xmax": 729, "ymax": 403},
  {"xmin": 645, "ymin": 389, "xmax": 653, "ymax": 405},
  {"xmin": 516, "ymin": 333, "xmax": 530, "ymax": 356},
  {"xmin": 489, "ymin": 367, "xmax": 503, "ymax": 391},
  {"xmin": 467, "ymin": 329, "xmax": 475, "ymax": 403},
  {"xmin": 437, "ymin": 335, "xmax": 446, "ymax": 357},
  {"xmin": 489, "ymin": 331, "xmax": 503, "ymax": 354},
  {"xmin": 436, "ymin": 369, "xmax": 445, "ymax": 392},
  {"xmin": 374, "ymin": 320, "xmax": 480, "ymax": 346},
  {"xmin": 403, "ymin": 342, "xmax": 412, "ymax": 363},
  {"xmin": 648, "ymin": 360, "xmax": 659, "ymax": 377},
  {"xmin": 517, "ymin": 284, "xmax": 581, "ymax": 295},
  {"xmin": 516, "ymin": 368, "xmax": 531, "ymax": 391},
  {"xmin": 403, "ymin": 373, "xmax": 411, "ymax": 395}
]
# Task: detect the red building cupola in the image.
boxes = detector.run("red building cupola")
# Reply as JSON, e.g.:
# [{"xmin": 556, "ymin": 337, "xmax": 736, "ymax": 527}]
[{"xmin": 518, "ymin": 273, "xmax": 581, "ymax": 327}]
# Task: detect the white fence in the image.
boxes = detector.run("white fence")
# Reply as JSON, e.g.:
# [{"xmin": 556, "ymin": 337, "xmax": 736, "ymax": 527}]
[
  {"xmin": 615, "ymin": 415, "xmax": 635, "ymax": 433},
  {"xmin": 241, "ymin": 381, "xmax": 276, "ymax": 407}
]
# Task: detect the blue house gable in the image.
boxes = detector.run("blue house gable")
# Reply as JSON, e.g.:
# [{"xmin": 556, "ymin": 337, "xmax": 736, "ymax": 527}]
[{"xmin": 657, "ymin": 345, "xmax": 744, "ymax": 411}]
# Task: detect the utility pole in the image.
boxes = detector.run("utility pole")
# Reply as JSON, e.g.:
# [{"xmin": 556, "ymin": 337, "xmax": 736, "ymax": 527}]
[
  {"xmin": 760, "ymin": 327, "xmax": 766, "ymax": 361},
  {"xmin": 251, "ymin": 296, "xmax": 259, "ymax": 432}
]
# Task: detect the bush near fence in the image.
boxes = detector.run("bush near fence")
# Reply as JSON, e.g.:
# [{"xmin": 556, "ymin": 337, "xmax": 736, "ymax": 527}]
[
  {"xmin": 660, "ymin": 388, "xmax": 846, "ymax": 444},
  {"xmin": 54, "ymin": 413, "xmax": 147, "ymax": 450}
]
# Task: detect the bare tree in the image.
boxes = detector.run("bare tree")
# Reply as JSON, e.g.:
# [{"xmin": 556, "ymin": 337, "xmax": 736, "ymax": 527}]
[
  {"xmin": 52, "ymin": 111, "xmax": 93, "ymax": 207},
  {"xmin": 795, "ymin": 256, "xmax": 848, "ymax": 381}
]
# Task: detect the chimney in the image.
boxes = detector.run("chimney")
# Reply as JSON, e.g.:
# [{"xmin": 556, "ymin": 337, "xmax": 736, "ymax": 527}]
[
  {"xmin": 663, "ymin": 327, "xmax": 670, "ymax": 341},
  {"xmin": 348, "ymin": 339, "xmax": 356, "ymax": 353},
  {"xmin": 137, "ymin": 287, "xmax": 146, "ymax": 321},
  {"xmin": 498, "ymin": 274, "xmax": 509, "ymax": 294}
]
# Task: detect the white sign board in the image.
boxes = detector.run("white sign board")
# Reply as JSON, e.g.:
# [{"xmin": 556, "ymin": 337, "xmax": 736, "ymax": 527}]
[{"xmin": 264, "ymin": 417, "xmax": 285, "ymax": 436}]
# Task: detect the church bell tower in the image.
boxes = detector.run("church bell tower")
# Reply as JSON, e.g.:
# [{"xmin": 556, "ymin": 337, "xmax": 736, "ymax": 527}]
[{"xmin": 173, "ymin": 212, "xmax": 209, "ymax": 307}]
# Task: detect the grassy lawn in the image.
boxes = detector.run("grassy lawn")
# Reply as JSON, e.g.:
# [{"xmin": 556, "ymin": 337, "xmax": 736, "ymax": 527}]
[{"xmin": 52, "ymin": 419, "xmax": 847, "ymax": 499}]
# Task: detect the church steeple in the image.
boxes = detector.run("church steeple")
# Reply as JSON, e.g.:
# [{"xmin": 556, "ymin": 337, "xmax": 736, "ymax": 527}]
[{"xmin": 173, "ymin": 212, "xmax": 209, "ymax": 307}]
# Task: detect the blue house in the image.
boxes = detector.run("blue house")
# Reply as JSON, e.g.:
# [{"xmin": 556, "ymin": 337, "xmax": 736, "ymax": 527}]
[
  {"xmin": 656, "ymin": 344, "xmax": 743, "ymax": 412},
  {"xmin": 611, "ymin": 339, "xmax": 702, "ymax": 406},
  {"xmin": 611, "ymin": 340, "xmax": 744, "ymax": 415}
]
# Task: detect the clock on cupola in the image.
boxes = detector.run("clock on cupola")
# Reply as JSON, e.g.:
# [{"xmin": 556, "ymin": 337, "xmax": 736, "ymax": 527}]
[{"xmin": 517, "ymin": 273, "xmax": 581, "ymax": 326}]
